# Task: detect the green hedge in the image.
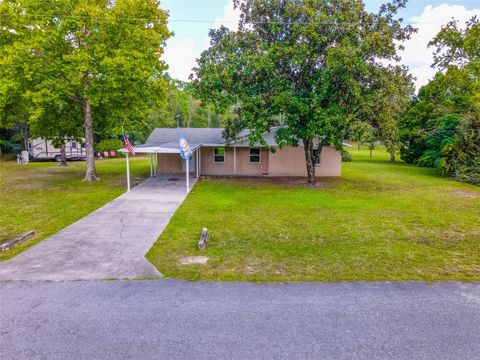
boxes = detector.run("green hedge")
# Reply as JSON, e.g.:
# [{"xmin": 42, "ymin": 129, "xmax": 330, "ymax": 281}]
[
  {"xmin": 0, "ymin": 140, "xmax": 21, "ymax": 154},
  {"xmin": 96, "ymin": 139, "xmax": 124, "ymax": 154}
]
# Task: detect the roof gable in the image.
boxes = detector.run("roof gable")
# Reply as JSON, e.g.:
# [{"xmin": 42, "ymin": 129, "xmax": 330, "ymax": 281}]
[{"xmin": 146, "ymin": 128, "xmax": 225, "ymax": 147}]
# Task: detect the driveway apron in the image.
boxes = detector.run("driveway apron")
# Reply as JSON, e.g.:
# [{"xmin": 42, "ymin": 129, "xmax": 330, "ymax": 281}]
[{"xmin": 0, "ymin": 175, "xmax": 195, "ymax": 281}]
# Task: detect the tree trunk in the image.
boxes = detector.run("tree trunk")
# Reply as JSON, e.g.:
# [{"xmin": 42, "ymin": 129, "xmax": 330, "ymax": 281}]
[
  {"xmin": 369, "ymin": 145, "xmax": 373, "ymax": 158},
  {"xmin": 303, "ymin": 137, "xmax": 316, "ymax": 185},
  {"xmin": 390, "ymin": 149, "xmax": 395, "ymax": 162},
  {"xmin": 83, "ymin": 97, "xmax": 97, "ymax": 181},
  {"xmin": 22, "ymin": 129, "xmax": 28, "ymax": 152},
  {"xmin": 59, "ymin": 143, "xmax": 68, "ymax": 167},
  {"xmin": 17, "ymin": 122, "xmax": 30, "ymax": 151},
  {"xmin": 207, "ymin": 108, "xmax": 211, "ymax": 128}
]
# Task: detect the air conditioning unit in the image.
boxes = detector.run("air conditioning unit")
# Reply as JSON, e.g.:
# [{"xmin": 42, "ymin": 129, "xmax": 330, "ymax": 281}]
[{"xmin": 21, "ymin": 151, "xmax": 29, "ymax": 164}]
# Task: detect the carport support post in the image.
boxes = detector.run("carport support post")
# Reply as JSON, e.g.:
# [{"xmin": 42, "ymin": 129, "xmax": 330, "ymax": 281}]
[
  {"xmin": 149, "ymin": 153, "xmax": 153, "ymax": 177},
  {"xmin": 195, "ymin": 149, "xmax": 199, "ymax": 178},
  {"xmin": 154, "ymin": 151, "xmax": 157, "ymax": 177},
  {"xmin": 234, "ymin": 146, "xmax": 237, "ymax": 175},
  {"xmin": 186, "ymin": 157, "xmax": 189, "ymax": 193},
  {"xmin": 126, "ymin": 153, "xmax": 131, "ymax": 192},
  {"xmin": 198, "ymin": 147, "xmax": 201, "ymax": 175}
]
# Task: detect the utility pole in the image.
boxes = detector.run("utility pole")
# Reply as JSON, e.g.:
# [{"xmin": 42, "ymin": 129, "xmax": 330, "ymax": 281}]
[{"xmin": 176, "ymin": 114, "xmax": 181, "ymax": 128}]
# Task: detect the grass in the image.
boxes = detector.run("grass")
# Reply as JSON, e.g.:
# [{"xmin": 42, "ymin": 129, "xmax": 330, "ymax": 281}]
[
  {"xmin": 0, "ymin": 156, "xmax": 150, "ymax": 261},
  {"xmin": 146, "ymin": 147, "xmax": 480, "ymax": 282}
]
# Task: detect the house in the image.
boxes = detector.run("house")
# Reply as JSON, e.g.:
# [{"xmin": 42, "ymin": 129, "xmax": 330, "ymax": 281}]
[
  {"xmin": 28, "ymin": 138, "xmax": 86, "ymax": 161},
  {"xmin": 131, "ymin": 127, "xmax": 342, "ymax": 178}
]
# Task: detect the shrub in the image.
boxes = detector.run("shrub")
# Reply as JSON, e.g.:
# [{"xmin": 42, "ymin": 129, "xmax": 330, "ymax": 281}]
[
  {"xmin": 96, "ymin": 139, "xmax": 124, "ymax": 154},
  {"xmin": 453, "ymin": 165, "xmax": 480, "ymax": 185},
  {"xmin": 440, "ymin": 118, "xmax": 480, "ymax": 185},
  {"xmin": 340, "ymin": 148, "xmax": 352, "ymax": 162},
  {"xmin": 0, "ymin": 140, "xmax": 21, "ymax": 154}
]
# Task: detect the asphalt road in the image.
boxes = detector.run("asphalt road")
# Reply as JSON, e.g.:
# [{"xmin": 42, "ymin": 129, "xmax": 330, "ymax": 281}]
[{"xmin": 1, "ymin": 280, "xmax": 479, "ymax": 360}]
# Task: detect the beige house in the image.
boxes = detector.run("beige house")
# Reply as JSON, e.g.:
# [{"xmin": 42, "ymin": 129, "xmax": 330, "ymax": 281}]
[{"xmin": 134, "ymin": 128, "xmax": 342, "ymax": 178}]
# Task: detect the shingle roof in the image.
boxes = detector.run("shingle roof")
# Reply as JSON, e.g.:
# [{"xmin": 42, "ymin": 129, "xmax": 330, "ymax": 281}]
[
  {"xmin": 146, "ymin": 128, "xmax": 225, "ymax": 148},
  {"xmin": 136, "ymin": 127, "xmax": 348, "ymax": 152}
]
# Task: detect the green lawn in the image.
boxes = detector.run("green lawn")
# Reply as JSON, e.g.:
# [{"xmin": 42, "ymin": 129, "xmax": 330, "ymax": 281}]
[
  {"xmin": 0, "ymin": 156, "xmax": 150, "ymax": 261},
  {"xmin": 147, "ymin": 148, "xmax": 480, "ymax": 282}
]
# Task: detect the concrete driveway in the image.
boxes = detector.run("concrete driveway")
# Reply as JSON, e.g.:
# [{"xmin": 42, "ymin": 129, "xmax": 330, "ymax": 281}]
[
  {"xmin": 0, "ymin": 175, "xmax": 196, "ymax": 281},
  {"xmin": 1, "ymin": 280, "xmax": 479, "ymax": 360}
]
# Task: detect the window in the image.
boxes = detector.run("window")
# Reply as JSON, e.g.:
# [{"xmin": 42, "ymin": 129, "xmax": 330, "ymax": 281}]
[
  {"xmin": 249, "ymin": 148, "xmax": 261, "ymax": 163},
  {"xmin": 213, "ymin": 147, "xmax": 225, "ymax": 163},
  {"xmin": 71, "ymin": 141, "xmax": 77, "ymax": 149}
]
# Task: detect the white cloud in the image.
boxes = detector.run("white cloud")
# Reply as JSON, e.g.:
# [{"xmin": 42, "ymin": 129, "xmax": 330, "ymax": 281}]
[
  {"xmin": 213, "ymin": 0, "xmax": 241, "ymax": 30},
  {"xmin": 401, "ymin": 4, "xmax": 480, "ymax": 90},
  {"xmin": 163, "ymin": 37, "xmax": 198, "ymax": 81},
  {"xmin": 164, "ymin": 1, "xmax": 240, "ymax": 81}
]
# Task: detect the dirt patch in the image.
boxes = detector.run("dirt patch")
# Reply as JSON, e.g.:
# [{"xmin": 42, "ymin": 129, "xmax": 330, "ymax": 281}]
[
  {"xmin": 179, "ymin": 256, "xmax": 209, "ymax": 265},
  {"xmin": 451, "ymin": 190, "xmax": 480, "ymax": 199},
  {"xmin": 203, "ymin": 176, "xmax": 337, "ymax": 189}
]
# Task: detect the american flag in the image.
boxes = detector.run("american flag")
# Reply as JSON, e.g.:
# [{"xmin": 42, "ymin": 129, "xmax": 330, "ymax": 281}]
[{"xmin": 123, "ymin": 135, "xmax": 135, "ymax": 156}]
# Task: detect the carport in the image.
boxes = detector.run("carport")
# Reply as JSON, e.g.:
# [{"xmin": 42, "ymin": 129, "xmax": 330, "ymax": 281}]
[{"xmin": 119, "ymin": 144, "xmax": 200, "ymax": 193}]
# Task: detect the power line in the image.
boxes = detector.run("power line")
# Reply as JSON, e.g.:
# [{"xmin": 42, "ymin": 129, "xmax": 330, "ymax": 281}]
[{"xmin": 7, "ymin": 13, "xmax": 461, "ymax": 25}]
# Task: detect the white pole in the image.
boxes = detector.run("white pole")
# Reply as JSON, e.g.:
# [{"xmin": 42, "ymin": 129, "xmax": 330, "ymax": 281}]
[
  {"xmin": 154, "ymin": 151, "xmax": 157, "ymax": 177},
  {"xmin": 195, "ymin": 150, "xmax": 199, "ymax": 178},
  {"xmin": 234, "ymin": 146, "xmax": 237, "ymax": 175},
  {"xmin": 126, "ymin": 153, "xmax": 131, "ymax": 192},
  {"xmin": 149, "ymin": 153, "xmax": 153, "ymax": 177},
  {"xmin": 186, "ymin": 157, "xmax": 189, "ymax": 193},
  {"xmin": 198, "ymin": 147, "xmax": 201, "ymax": 175}
]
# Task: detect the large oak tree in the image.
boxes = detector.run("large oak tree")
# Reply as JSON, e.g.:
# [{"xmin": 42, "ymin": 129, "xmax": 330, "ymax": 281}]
[
  {"xmin": 192, "ymin": 0, "xmax": 414, "ymax": 184},
  {"xmin": 0, "ymin": 0, "xmax": 171, "ymax": 180}
]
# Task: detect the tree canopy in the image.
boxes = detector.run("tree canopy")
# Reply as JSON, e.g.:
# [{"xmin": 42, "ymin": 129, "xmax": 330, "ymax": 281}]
[
  {"xmin": 138, "ymin": 77, "xmax": 232, "ymax": 143},
  {"xmin": 0, "ymin": 0, "xmax": 171, "ymax": 179},
  {"xmin": 399, "ymin": 17, "xmax": 479, "ymax": 185},
  {"xmin": 192, "ymin": 0, "xmax": 415, "ymax": 183}
]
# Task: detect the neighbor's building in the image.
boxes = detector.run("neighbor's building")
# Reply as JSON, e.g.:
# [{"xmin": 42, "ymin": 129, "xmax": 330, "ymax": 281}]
[
  {"xmin": 28, "ymin": 138, "xmax": 86, "ymax": 161},
  {"xmin": 132, "ymin": 128, "xmax": 342, "ymax": 177}
]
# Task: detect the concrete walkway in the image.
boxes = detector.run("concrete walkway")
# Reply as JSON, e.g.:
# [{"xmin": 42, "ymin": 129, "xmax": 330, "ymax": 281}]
[{"xmin": 0, "ymin": 175, "xmax": 196, "ymax": 281}]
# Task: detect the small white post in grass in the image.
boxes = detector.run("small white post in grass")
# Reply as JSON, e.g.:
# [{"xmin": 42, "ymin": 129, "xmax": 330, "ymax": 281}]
[
  {"xmin": 186, "ymin": 157, "xmax": 190, "ymax": 193},
  {"xmin": 126, "ymin": 153, "xmax": 131, "ymax": 192}
]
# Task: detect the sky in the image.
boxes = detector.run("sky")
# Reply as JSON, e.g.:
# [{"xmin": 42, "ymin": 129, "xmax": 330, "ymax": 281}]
[{"xmin": 161, "ymin": 0, "xmax": 480, "ymax": 90}]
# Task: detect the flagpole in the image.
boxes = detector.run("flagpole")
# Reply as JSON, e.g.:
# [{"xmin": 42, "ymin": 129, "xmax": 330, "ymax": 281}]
[
  {"xmin": 122, "ymin": 125, "xmax": 131, "ymax": 192},
  {"xmin": 126, "ymin": 153, "xmax": 131, "ymax": 192},
  {"xmin": 178, "ymin": 126, "xmax": 190, "ymax": 194}
]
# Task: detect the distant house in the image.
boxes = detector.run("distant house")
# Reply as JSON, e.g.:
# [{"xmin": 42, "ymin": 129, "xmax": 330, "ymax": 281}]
[
  {"xmin": 129, "ymin": 127, "xmax": 342, "ymax": 177},
  {"xmin": 28, "ymin": 138, "xmax": 86, "ymax": 161}
]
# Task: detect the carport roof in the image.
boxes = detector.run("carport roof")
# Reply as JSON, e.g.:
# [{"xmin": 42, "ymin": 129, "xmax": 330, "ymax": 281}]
[
  {"xmin": 146, "ymin": 128, "xmax": 225, "ymax": 148},
  {"xmin": 119, "ymin": 128, "xmax": 224, "ymax": 154}
]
